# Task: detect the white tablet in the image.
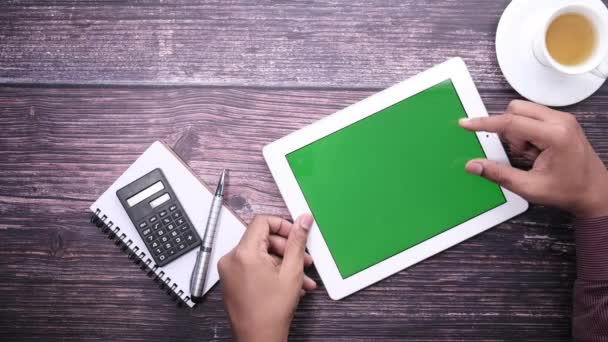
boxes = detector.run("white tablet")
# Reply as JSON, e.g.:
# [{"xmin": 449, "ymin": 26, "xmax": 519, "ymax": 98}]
[{"xmin": 263, "ymin": 58, "xmax": 528, "ymax": 300}]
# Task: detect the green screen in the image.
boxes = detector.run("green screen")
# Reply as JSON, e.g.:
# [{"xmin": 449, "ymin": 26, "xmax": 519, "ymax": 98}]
[{"xmin": 286, "ymin": 79, "xmax": 506, "ymax": 278}]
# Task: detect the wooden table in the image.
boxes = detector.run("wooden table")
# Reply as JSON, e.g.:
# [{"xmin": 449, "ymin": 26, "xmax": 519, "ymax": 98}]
[{"xmin": 2, "ymin": 1, "xmax": 607, "ymax": 340}]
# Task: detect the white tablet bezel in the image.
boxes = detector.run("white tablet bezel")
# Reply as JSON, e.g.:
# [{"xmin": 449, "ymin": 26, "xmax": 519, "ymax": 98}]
[{"xmin": 263, "ymin": 58, "xmax": 528, "ymax": 300}]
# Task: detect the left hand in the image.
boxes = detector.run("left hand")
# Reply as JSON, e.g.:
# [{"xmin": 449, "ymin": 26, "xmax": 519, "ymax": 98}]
[{"xmin": 218, "ymin": 214, "xmax": 316, "ymax": 342}]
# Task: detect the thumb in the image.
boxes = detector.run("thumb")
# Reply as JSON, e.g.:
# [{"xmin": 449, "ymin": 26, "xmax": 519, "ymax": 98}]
[
  {"xmin": 465, "ymin": 159, "xmax": 534, "ymax": 196},
  {"xmin": 281, "ymin": 213, "xmax": 314, "ymax": 279}
]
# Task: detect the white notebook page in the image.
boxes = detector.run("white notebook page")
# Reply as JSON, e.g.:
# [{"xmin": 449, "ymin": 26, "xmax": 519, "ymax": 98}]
[{"xmin": 90, "ymin": 141, "xmax": 245, "ymax": 307}]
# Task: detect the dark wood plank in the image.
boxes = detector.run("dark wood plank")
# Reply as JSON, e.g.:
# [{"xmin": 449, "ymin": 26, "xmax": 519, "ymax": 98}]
[
  {"xmin": 0, "ymin": 0, "xmax": 561, "ymax": 88},
  {"xmin": 2, "ymin": 86, "xmax": 607, "ymax": 341}
]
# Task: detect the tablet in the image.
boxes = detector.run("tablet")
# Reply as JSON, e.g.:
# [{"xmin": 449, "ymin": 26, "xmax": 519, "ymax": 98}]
[{"xmin": 263, "ymin": 58, "xmax": 528, "ymax": 300}]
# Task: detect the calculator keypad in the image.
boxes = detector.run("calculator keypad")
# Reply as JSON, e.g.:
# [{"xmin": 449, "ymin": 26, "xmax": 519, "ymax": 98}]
[{"xmin": 134, "ymin": 202, "xmax": 201, "ymax": 266}]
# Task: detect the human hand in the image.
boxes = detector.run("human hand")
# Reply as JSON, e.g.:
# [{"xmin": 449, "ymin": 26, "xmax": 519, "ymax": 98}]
[
  {"xmin": 218, "ymin": 214, "xmax": 316, "ymax": 342},
  {"xmin": 459, "ymin": 100, "xmax": 608, "ymax": 218}
]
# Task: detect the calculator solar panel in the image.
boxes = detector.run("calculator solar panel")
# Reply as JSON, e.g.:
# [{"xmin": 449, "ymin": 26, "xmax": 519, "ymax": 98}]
[{"xmin": 116, "ymin": 168, "xmax": 201, "ymax": 266}]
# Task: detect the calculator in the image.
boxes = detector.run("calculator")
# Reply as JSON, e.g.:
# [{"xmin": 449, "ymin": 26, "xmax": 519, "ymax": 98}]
[{"xmin": 116, "ymin": 168, "xmax": 201, "ymax": 267}]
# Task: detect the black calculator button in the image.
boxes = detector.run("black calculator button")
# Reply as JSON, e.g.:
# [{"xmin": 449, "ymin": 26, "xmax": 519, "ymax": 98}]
[
  {"xmin": 162, "ymin": 217, "xmax": 172, "ymax": 225},
  {"xmin": 177, "ymin": 243, "xmax": 187, "ymax": 250},
  {"xmin": 169, "ymin": 204, "xmax": 178, "ymax": 212},
  {"xmin": 153, "ymin": 247, "xmax": 163, "ymax": 256},
  {"xmin": 159, "ymin": 210, "xmax": 168, "ymax": 217},
  {"xmin": 138, "ymin": 221, "xmax": 148, "ymax": 229},
  {"xmin": 179, "ymin": 224, "xmax": 190, "ymax": 232},
  {"xmin": 151, "ymin": 240, "xmax": 161, "ymax": 249},
  {"xmin": 160, "ymin": 236, "xmax": 169, "ymax": 243},
  {"xmin": 152, "ymin": 223, "xmax": 162, "ymax": 231},
  {"xmin": 167, "ymin": 248, "xmax": 176, "ymax": 256},
  {"xmin": 149, "ymin": 216, "xmax": 158, "ymax": 223},
  {"xmin": 172, "ymin": 211, "xmax": 182, "ymax": 219},
  {"xmin": 174, "ymin": 236, "xmax": 183, "ymax": 244},
  {"xmin": 166, "ymin": 223, "xmax": 176, "ymax": 231},
  {"xmin": 142, "ymin": 228, "xmax": 152, "ymax": 236},
  {"xmin": 175, "ymin": 217, "xmax": 185, "ymax": 226},
  {"xmin": 145, "ymin": 235, "xmax": 155, "ymax": 242},
  {"xmin": 164, "ymin": 242, "xmax": 173, "ymax": 250},
  {"xmin": 184, "ymin": 233, "xmax": 196, "ymax": 244},
  {"xmin": 158, "ymin": 254, "xmax": 167, "ymax": 262},
  {"xmin": 156, "ymin": 229, "xmax": 166, "ymax": 237},
  {"xmin": 170, "ymin": 230, "xmax": 179, "ymax": 238}
]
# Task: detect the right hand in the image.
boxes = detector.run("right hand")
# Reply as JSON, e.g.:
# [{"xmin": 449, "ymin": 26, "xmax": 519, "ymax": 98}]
[{"xmin": 459, "ymin": 100, "xmax": 608, "ymax": 218}]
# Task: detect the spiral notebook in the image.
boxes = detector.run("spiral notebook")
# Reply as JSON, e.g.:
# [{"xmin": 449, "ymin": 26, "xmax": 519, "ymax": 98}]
[{"xmin": 89, "ymin": 141, "xmax": 245, "ymax": 307}]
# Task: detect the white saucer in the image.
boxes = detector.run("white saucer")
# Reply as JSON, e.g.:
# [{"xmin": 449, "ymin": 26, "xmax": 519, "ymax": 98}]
[{"xmin": 496, "ymin": 0, "xmax": 608, "ymax": 107}]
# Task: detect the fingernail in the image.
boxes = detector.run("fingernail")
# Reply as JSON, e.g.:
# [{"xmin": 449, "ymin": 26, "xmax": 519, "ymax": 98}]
[
  {"xmin": 466, "ymin": 162, "xmax": 484, "ymax": 175},
  {"xmin": 458, "ymin": 118, "xmax": 471, "ymax": 126},
  {"xmin": 298, "ymin": 214, "xmax": 314, "ymax": 231}
]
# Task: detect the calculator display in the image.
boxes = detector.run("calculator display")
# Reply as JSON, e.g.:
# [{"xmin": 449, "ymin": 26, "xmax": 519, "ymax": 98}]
[
  {"xmin": 150, "ymin": 193, "xmax": 171, "ymax": 208},
  {"xmin": 116, "ymin": 168, "xmax": 201, "ymax": 267},
  {"xmin": 127, "ymin": 181, "xmax": 164, "ymax": 207}
]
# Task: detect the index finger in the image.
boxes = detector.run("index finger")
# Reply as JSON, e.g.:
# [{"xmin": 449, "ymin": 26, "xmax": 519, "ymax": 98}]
[
  {"xmin": 505, "ymin": 100, "xmax": 555, "ymax": 121},
  {"xmin": 239, "ymin": 215, "xmax": 293, "ymax": 250},
  {"xmin": 459, "ymin": 114, "xmax": 553, "ymax": 149}
]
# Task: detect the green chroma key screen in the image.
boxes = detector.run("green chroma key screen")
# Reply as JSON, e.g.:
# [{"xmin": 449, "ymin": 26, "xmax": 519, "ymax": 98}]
[{"xmin": 286, "ymin": 79, "xmax": 506, "ymax": 278}]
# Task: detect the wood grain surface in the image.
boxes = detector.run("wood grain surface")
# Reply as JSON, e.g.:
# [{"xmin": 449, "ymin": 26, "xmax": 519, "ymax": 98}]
[
  {"xmin": 2, "ymin": 0, "xmax": 608, "ymax": 340},
  {"xmin": 1, "ymin": 0, "xmax": 517, "ymax": 88},
  {"xmin": 1, "ymin": 85, "xmax": 607, "ymax": 341}
]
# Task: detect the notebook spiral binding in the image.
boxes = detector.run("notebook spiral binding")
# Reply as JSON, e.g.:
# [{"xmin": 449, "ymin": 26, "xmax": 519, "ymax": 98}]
[{"xmin": 90, "ymin": 208, "xmax": 191, "ymax": 307}]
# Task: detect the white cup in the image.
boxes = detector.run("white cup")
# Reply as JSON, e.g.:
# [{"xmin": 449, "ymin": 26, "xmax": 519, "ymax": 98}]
[{"xmin": 533, "ymin": 1, "xmax": 608, "ymax": 78}]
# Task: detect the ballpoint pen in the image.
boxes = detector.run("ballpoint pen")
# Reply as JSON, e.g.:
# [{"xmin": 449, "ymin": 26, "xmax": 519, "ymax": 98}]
[{"xmin": 190, "ymin": 169, "xmax": 226, "ymax": 303}]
